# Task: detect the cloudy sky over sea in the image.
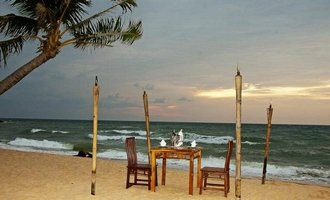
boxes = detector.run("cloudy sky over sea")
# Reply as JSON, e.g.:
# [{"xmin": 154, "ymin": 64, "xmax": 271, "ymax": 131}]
[{"xmin": 1, "ymin": 0, "xmax": 329, "ymax": 125}]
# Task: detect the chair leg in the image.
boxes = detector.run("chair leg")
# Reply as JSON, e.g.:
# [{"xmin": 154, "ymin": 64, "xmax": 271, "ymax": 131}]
[
  {"xmin": 155, "ymin": 166, "xmax": 158, "ymax": 186},
  {"xmin": 227, "ymin": 172, "xmax": 230, "ymax": 193},
  {"xmin": 224, "ymin": 173, "xmax": 228, "ymax": 197},
  {"xmin": 203, "ymin": 173, "xmax": 207, "ymax": 189},
  {"xmin": 126, "ymin": 168, "xmax": 130, "ymax": 189},
  {"xmin": 134, "ymin": 170, "xmax": 137, "ymax": 184},
  {"xmin": 199, "ymin": 171, "xmax": 204, "ymax": 194},
  {"xmin": 148, "ymin": 169, "xmax": 151, "ymax": 190}
]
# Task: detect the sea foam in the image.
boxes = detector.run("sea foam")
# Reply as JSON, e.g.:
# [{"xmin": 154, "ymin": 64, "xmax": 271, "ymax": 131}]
[
  {"xmin": 30, "ymin": 128, "xmax": 46, "ymax": 133},
  {"xmin": 182, "ymin": 132, "xmax": 234, "ymax": 144},
  {"xmin": 51, "ymin": 130, "xmax": 69, "ymax": 134},
  {"xmin": 111, "ymin": 129, "xmax": 151, "ymax": 135},
  {"xmin": 8, "ymin": 138, "xmax": 73, "ymax": 150},
  {"xmin": 87, "ymin": 134, "xmax": 147, "ymax": 141}
]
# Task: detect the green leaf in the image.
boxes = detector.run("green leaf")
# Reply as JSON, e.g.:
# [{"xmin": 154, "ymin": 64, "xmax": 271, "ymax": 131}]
[
  {"xmin": 0, "ymin": 36, "xmax": 24, "ymax": 66},
  {"xmin": 0, "ymin": 14, "xmax": 39, "ymax": 37}
]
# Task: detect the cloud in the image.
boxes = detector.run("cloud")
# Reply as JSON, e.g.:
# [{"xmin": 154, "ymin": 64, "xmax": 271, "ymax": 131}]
[
  {"xmin": 1, "ymin": 0, "xmax": 330, "ymax": 125},
  {"xmin": 167, "ymin": 105, "xmax": 177, "ymax": 110},
  {"xmin": 105, "ymin": 93, "xmax": 139, "ymax": 108},
  {"xmin": 195, "ymin": 82, "xmax": 330, "ymax": 99},
  {"xmin": 134, "ymin": 83, "xmax": 154, "ymax": 91},
  {"xmin": 178, "ymin": 97, "xmax": 192, "ymax": 102},
  {"xmin": 152, "ymin": 97, "xmax": 166, "ymax": 104},
  {"xmin": 144, "ymin": 83, "xmax": 154, "ymax": 91}
]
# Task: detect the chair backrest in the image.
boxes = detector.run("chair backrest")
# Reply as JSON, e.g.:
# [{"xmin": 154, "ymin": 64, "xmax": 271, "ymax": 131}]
[
  {"xmin": 224, "ymin": 140, "xmax": 234, "ymax": 171},
  {"xmin": 125, "ymin": 137, "xmax": 137, "ymax": 166}
]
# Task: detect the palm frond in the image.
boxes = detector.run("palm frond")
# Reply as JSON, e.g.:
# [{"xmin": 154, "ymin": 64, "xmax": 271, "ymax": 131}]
[
  {"xmin": 67, "ymin": 17, "xmax": 142, "ymax": 50},
  {"xmin": 57, "ymin": 0, "xmax": 91, "ymax": 26},
  {"xmin": 63, "ymin": 0, "xmax": 137, "ymax": 35},
  {"xmin": 9, "ymin": 0, "xmax": 41, "ymax": 18},
  {"xmin": 0, "ymin": 36, "xmax": 24, "ymax": 66},
  {"xmin": 8, "ymin": 0, "xmax": 91, "ymax": 28},
  {"xmin": 0, "ymin": 14, "xmax": 39, "ymax": 37},
  {"xmin": 121, "ymin": 20, "xmax": 142, "ymax": 45},
  {"xmin": 72, "ymin": 17, "xmax": 124, "ymax": 49},
  {"xmin": 114, "ymin": 0, "xmax": 138, "ymax": 13}
]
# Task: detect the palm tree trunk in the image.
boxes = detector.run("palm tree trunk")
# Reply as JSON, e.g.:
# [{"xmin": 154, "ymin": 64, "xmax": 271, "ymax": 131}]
[{"xmin": 0, "ymin": 52, "xmax": 55, "ymax": 95}]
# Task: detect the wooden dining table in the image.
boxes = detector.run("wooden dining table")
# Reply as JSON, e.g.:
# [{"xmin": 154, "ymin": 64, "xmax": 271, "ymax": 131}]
[{"xmin": 150, "ymin": 146, "xmax": 202, "ymax": 195}]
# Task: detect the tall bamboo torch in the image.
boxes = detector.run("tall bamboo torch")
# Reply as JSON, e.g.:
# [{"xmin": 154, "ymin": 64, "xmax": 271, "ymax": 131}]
[
  {"xmin": 262, "ymin": 104, "xmax": 273, "ymax": 184},
  {"xmin": 143, "ymin": 91, "xmax": 151, "ymax": 164},
  {"xmin": 235, "ymin": 69, "xmax": 242, "ymax": 200},
  {"xmin": 91, "ymin": 76, "xmax": 99, "ymax": 195}
]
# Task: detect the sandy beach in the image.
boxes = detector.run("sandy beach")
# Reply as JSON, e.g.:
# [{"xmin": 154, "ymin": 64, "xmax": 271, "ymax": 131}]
[{"xmin": 0, "ymin": 149, "xmax": 329, "ymax": 200}]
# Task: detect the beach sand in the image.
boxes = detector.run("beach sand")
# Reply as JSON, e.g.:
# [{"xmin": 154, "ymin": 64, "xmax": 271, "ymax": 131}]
[{"xmin": 0, "ymin": 149, "xmax": 329, "ymax": 200}]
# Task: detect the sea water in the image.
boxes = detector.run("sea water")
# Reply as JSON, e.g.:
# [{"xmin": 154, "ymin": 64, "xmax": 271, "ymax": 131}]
[{"xmin": 0, "ymin": 119, "xmax": 329, "ymax": 186}]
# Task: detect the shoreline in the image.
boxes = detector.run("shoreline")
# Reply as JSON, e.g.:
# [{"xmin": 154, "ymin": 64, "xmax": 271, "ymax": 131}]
[{"xmin": 0, "ymin": 149, "xmax": 329, "ymax": 200}]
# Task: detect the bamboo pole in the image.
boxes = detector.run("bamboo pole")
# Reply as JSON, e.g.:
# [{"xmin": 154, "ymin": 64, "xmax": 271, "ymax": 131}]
[
  {"xmin": 91, "ymin": 76, "xmax": 99, "ymax": 195},
  {"xmin": 143, "ymin": 91, "xmax": 152, "ymax": 164},
  {"xmin": 262, "ymin": 104, "xmax": 273, "ymax": 184},
  {"xmin": 235, "ymin": 69, "xmax": 242, "ymax": 200}
]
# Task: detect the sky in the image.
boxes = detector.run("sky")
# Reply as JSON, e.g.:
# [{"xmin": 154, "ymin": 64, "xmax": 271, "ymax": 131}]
[{"xmin": 0, "ymin": 0, "xmax": 330, "ymax": 125}]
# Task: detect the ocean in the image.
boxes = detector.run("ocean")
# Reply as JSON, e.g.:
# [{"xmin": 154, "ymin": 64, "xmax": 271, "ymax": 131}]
[{"xmin": 0, "ymin": 118, "xmax": 329, "ymax": 186}]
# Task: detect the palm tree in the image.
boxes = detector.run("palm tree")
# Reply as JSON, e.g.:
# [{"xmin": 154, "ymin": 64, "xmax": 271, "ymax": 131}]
[{"xmin": 0, "ymin": 0, "xmax": 142, "ymax": 95}]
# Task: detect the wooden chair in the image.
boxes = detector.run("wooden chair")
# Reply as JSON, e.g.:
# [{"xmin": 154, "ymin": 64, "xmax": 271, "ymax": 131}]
[
  {"xmin": 199, "ymin": 140, "xmax": 234, "ymax": 197},
  {"xmin": 125, "ymin": 137, "xmax": 157, "ymax": 190}
]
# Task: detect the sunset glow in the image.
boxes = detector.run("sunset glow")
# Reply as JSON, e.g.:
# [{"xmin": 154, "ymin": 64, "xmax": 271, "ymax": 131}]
[{"xmin": 195, "ymin": 83, "xmax": 330, "ymax": 99}]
